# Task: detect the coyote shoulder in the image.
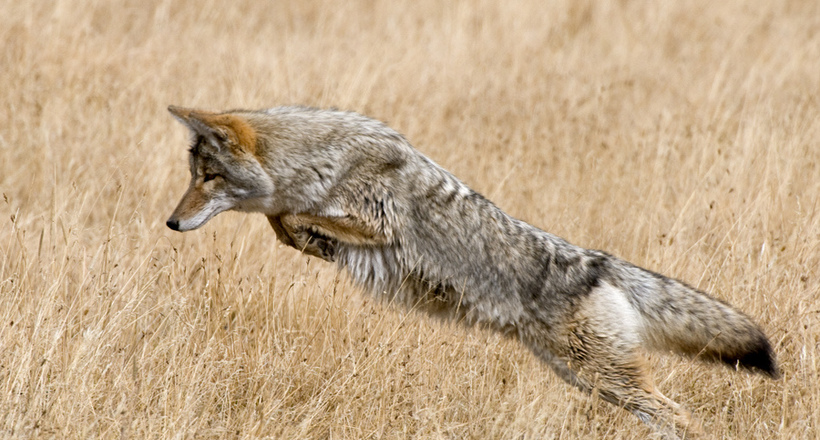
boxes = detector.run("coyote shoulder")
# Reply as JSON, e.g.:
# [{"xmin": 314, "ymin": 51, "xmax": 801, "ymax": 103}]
[{"xmin": 166, "ymin": 105, "xmax": 777, "ymax": 439}]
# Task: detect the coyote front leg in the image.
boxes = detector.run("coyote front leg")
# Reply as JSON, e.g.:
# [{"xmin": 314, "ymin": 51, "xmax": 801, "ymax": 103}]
[{"xmin": 267, "ymin": 214, "xmax": 339, "ymax": 262}]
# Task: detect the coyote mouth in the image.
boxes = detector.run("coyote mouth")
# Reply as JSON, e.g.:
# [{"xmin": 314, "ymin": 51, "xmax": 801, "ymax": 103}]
[{"xmin": 166, "ymin": 198, "xmax": 231, "ymax": 232}]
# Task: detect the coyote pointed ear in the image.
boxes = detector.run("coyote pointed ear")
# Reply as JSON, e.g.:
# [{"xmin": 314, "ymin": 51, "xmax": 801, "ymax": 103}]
[
  {"xmin": 168, "ymin": 105, "xmax": 226, "ymax": 148},
  {"xmin": 168, "ymin": 105, "xmax": 257, "ymax": 154}
]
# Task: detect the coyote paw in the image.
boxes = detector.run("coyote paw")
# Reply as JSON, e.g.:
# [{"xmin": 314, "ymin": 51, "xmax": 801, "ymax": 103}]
[
  {"xmin": 267, "ymin": 214, "xmax": 339, "ymax": 262},
  {"xmin": 290, "ymin": 227, "xmax": 337, "ymax": 262}
]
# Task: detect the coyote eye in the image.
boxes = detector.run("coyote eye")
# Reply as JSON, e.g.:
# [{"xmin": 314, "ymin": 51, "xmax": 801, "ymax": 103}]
[{"xmin": 203, "ymin": 173, "xmax": 219, "ymax": 182}]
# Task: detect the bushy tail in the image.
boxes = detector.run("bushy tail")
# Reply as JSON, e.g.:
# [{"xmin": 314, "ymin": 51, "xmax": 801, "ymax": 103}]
[{"xmin": 619, "ymin": 263, "xmax": 779, "ymax": 378}]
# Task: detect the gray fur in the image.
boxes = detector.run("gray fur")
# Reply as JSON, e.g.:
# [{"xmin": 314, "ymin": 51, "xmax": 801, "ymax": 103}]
[{"xmin": 167, "ymin": 105, "xmax": 778, "ymax": 439}]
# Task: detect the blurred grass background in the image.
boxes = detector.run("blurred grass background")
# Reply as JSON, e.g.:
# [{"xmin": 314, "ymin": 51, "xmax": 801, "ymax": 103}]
[{"xmin": 1, "ymin": 1, "xmax": 818, "ymax": 438}]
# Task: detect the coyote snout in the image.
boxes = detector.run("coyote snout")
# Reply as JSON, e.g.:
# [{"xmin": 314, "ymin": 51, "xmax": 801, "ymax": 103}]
[
  {"xmin": 165, "ymin": 180, "xmax": 232, "ymax": 232},
  {"xmin": 165, "ymin": 104, "xmax": 778, "ymax": 439}
]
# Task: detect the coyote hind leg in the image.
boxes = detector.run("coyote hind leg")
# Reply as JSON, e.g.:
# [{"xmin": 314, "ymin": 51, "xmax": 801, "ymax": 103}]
[
  {"xmin": 527, "ymin": 282, "xmax": 703, "ymax": 439},
  {"xmin": 533, "ymin": 336, "xmax": 701, "ymax": 439}
]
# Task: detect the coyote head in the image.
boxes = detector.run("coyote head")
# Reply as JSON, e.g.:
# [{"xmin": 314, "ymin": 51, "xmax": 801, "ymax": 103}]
[{"xmin": 165, "ymin": 106, "xmax": 273, "ymax": 232}]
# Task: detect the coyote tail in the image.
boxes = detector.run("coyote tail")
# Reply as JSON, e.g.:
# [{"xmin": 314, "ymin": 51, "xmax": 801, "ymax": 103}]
[{"xmin": 621, "ymin": 264, "xmax": 778, "ymax": 378}]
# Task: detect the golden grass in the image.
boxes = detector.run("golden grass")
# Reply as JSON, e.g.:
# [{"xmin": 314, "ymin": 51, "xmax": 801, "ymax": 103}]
[{"xmin": 1, "ymin": 0, "xmax": 818, "ymax": 438}]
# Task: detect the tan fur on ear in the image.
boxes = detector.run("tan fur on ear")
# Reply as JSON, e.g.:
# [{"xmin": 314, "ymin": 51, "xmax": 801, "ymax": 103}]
[
  {"xmin": 197, "ymin": 113, "xmax": 258, "ymax": 155},
  {"xmin": 168, "ymin": 106, "xmax": 257, "ymax": 154},
  {"xmin": 168, "ymin": 105, "xmax": 193, "ymax": 120},
  {"xmin": 168, "ymin": 105, "xmax": 216, "ymax": 122}
]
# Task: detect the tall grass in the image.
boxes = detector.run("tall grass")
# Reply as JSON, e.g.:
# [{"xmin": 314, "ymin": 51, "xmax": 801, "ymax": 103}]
[{"xmin": 1, "ymin": 0, "xmax": 818, "ymax": 438}]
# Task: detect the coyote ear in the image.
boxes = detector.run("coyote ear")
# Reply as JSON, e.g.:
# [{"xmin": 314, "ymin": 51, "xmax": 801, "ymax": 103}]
[
  {"xmin": 168, "ymin": 105, "xmax": 227, "ymax": 148},
  {"xmin": 167, "ymin": 105, "xmax": 198, "ymax": 123},
  {"xmin": 168, "ymin": 105, "xmax": 256, "ymax": 154}
]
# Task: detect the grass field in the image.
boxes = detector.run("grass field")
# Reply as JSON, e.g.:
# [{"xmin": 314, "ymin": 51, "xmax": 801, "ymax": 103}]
[{"xmin": 1, "ymin": 0, "xmax": 818, "ymax": 438}]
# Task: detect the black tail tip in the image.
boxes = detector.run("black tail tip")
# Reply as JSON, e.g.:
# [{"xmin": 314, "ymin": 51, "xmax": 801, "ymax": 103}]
[
  {"xmin": 734, "ymin": 337, "xmax": 780, "ymax": 379},
  {"xmin": 166, "ymin": 218, "xmax": 180, "ymax": 231}
]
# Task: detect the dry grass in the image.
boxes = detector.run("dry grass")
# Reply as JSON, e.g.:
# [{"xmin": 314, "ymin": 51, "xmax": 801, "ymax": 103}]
[{"xmin": 1, "ymin": 0, "xmax": 818, "ymax": 438}]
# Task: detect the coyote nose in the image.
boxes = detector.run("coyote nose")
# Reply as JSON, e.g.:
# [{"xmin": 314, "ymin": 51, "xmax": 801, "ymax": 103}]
[{"xmin": 166, "ymin": 218, "xmax": 180, "ymax": 231}]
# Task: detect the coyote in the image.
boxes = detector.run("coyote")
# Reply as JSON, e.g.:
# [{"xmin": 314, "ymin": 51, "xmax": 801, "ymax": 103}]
[{"xmin": 165, "ymin": 105, "xmax": 777, "ymax": 439}]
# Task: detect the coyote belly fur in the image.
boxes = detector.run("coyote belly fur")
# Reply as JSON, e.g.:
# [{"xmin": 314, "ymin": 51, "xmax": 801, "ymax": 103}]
[{"xmin": 165, "ymin": 105, "xmax": 777, "ymax": 439}]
